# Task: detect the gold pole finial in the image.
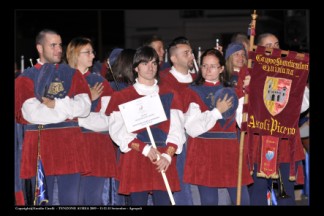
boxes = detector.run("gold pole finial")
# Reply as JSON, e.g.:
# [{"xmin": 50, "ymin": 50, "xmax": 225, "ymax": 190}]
[{"xmin": 251, "ymin": 10, "xmax": 258, "ymax": 21}]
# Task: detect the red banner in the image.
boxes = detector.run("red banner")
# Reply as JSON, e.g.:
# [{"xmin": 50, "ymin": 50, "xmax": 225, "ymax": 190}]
[
  {"xmin": 259, "ymin": 135, "xmax": 279, "ymax": 178},
  {"xmin": 247, "ymin": 46, "xmax": 309, "ymax": 138}
]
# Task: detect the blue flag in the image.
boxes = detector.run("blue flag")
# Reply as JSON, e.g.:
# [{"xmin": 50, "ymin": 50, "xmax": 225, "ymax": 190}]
[{"xmin": 34, "ymin": 159, "xmax": 49, "ymax": 205}]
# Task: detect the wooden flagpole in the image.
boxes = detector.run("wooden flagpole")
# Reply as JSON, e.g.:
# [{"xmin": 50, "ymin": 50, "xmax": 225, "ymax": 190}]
[{"xmin": 236, "ymin": 10, "xmax": 257, "ymax": 205}]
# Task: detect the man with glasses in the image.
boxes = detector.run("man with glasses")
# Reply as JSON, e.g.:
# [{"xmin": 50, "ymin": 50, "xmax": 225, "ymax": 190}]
[{"xmin": 15, "ymin": 29, "xmax": 91, "ymax": 205}]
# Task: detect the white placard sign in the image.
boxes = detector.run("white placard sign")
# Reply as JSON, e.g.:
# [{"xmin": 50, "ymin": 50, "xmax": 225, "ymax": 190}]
[{"xmin": 118, "ymin": 93, "xmax": 167, "ymax": 133}]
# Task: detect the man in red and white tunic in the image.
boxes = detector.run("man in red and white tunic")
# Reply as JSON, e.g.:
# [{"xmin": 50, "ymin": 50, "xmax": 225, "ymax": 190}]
[
  {"xmin": 15, "ymin": 29, "xmax": 91, "ymax": 205},
  {"xmin": 106, "ymin": 46, "xmax": 186, "ymax": 205},
  {"xmin": 159, "ymin": 36, "xmax": 196, "ymax": 205}
]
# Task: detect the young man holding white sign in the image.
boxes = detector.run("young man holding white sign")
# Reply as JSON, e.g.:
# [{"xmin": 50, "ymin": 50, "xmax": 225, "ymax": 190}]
[{"xmin": 106, "ymin": 46, "xmax": 186, "ymax": 205}]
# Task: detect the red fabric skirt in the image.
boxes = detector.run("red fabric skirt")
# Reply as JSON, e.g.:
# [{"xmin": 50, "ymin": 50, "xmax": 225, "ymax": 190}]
[
  {"xmin": 184, "ymin": 137, "xmax": 253, "ymax": 187},
  {"xmin": 117, "ymin": 147, "xmax": 180, "ymax": 195},
  {"xmin": 20, "ymin": 127, "xmax": 88, "ymax": 178},
  {"xmin": 81, "ymin": 132, "xmax": 117, "ymax": 178}
]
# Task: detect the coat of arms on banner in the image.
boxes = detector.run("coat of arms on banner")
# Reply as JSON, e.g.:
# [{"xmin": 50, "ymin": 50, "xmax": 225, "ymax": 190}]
[{"xmin": 263, "ymin": 76, "xmax": 292, "ymax": 116}]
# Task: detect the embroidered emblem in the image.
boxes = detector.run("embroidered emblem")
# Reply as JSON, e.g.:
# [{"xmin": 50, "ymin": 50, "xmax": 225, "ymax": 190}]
[
  {"xmin": 48, "ymin": 82, "xmax": 64, "ymax": 95},
  {"xmin": 263, "ymin": 76, "xmax": 291, "ymax": 116},
  {"xmin": 265, "ymin": 149, "xmax": 274, "ymax": 161}
]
